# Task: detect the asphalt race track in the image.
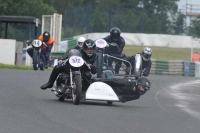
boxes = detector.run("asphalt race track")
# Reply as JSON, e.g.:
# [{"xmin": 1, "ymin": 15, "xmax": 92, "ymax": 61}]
[{"xmin": 0, "ymin": 69, "xmax": 200, "ymax": 133}]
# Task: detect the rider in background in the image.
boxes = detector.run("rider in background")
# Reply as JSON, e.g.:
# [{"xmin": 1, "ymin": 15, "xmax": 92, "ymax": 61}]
[
  {"xmin": 92, "ymin": 77, "xmax": 151, "ymax": 103},
  {"xmin": 27, "ymin": 31, "xmax": 55, "ymax": 68},
  {"xmin": 74, "ymin": 36, "xmax": 86, "ymax": 50},
  {"xmin": 40, "ymin": 39, "xmax": 98, "ymax": 91},
  {"xmin": 103, "ymin": 27, "xmax": 125, "ymax": 74},
  {"xmin": 123, "ymin": 47, "xmax": 152, "ymax": 76}
]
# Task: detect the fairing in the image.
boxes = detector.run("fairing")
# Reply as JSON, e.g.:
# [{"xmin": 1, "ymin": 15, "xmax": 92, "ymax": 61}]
[{"xmin": 86, "ymin": 82, "xmax": 119, "ymax": 101}]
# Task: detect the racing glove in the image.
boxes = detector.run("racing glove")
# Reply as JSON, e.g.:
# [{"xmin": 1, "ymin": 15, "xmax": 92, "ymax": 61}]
[
  {"xmin": 91, "ymin": 66, "xmax": 97, "ymax": 74},
  {"xmin": 142, "ymin": 72, "xmax": 149, "ymax": 76}
]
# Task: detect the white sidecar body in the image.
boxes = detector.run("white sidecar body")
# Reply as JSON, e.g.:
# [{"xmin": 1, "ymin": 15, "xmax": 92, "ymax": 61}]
[{"xmin": 85, "ymin": 82, "xmax": 119, "ymax": 102}]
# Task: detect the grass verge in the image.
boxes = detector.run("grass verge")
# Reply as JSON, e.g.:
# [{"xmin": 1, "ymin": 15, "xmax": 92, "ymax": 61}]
[
  {"xmin": 0, "ymin": 63, "xmax": 52, "ymax": 71},
  {"xmin": 123, "ymin": 45, "xmax": 200, "ymax": 61},
  {"xmin": 0, "ymin": 63, "xmax": 33, "ymax": 70}
]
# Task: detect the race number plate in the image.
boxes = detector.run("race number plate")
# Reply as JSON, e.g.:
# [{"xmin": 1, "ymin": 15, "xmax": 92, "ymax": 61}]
[
  {"xmin": 95, "ymin": 39, "xmax": 107, "ymax": 48},
  {"xmin": 32, "ymin": 39, "xmax": 43, "ymax": 47},
  {"xmin": 69, "ymin": 56, "xmax": 84, "ymax": 67}
]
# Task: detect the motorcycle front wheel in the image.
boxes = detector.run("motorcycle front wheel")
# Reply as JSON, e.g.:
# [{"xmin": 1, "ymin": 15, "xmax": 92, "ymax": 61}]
[
  {"xmin": 33, "ymin": 50, "xmax": 39, "ymax": 70},
  {"xmin": 72, "ymin": 74, "xmax": 82, "ymax": 105}
]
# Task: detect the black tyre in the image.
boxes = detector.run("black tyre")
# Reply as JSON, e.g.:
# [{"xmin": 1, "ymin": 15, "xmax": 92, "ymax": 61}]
[
  {"xmin": 39, "ymin": 56, "xmax": 45, "ymax": 71},
  {"xmin": 33, "ymin": 50, "xmax": 39, "ymax": 70},
  {"xmin": 40, "ymin": 65, "xmax": 44, "ymax": 71},
  {"xmin": 72, "ymin": 74, "xmax": 82, "ymax": 105},
  {"xmin": 58, "ymin": 96, "xmax": 65, "ymax": 101},
  {"xmin": 107, "ymin": 101, "xmax": 113, "ymax": 105},
  {"xmin": 97, "ymin": 50, "xmax": 103, "ymax": 78}
]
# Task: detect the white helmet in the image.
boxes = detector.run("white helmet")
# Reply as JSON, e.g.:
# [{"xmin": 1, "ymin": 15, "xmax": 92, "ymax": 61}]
[
  {"xmin": 77, "ymin": 37, "xmax": 86, "ymax": 47},
  {"xmin": 141, "ymin": 47, "xmax": 152, "ymax": 61}
]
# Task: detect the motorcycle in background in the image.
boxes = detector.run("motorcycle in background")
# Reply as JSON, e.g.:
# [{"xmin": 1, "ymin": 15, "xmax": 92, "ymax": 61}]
[{"xmin": 27, "ymin": 39, "xmax": 48, "ymax": 71}]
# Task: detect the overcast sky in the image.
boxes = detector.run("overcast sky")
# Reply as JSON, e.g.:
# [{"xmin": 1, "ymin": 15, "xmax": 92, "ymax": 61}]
[
  {"xmin": 178, "ymin": 0, "xmax": 200, "ymax": 5},
  {"xmin": 177, "ymin": 0, "xmax": 200, "ymax": 13},
  {"xmin": 177, "ymin": 0, "xmax": 200, "ymax": 26}
]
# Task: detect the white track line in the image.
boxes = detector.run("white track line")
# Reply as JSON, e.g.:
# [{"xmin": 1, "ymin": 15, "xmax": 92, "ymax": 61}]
[{"xmin": 155, "ymin": 80, "xmax": 200, "ymax": 120}]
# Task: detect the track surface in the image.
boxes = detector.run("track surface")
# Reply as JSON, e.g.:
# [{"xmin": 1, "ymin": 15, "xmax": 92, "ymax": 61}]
[{"xmin": 0, "ymin": 69, "xmax": 200, "ymax": 133}]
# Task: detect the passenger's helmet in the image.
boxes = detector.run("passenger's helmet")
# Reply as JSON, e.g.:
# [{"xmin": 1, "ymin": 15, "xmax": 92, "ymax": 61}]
[
  {"xmin": 82, "ymin": 39, "xmax": 96, "ymax": 57},
  {"xmin": 42, "ymin": 31, "xmax": 50, "ymax": 42},
  {"xmin": 137, "ymin": 77, "xmax": 151, "ymax": 95},
  {"xmin": 77, "ymin": 37, "xmax": 86, "ymax": 48},
  {"xmin": 110, "ymin": 27, "xmax": 121, "ymax": 41},
  {"xmin": 141, "ymin": 47, "xmax": 152, "ymax": 61}
]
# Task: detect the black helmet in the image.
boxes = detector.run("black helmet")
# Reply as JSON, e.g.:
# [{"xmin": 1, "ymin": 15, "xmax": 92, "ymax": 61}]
[
  {"xmin": 82, "ymin": 39, "xmax": 96, "ymax": 57},
  {"xmin": 43, "ymin": 31, "xmax": 50, "ymax": 42},
  {"xmin": 137, "ymin": 77, "xmax": 151, "ymax": 95},
  {"xmin": 110, "ymin": 27, "xmax": 121, "ymax": 41},
  {"xmin": 141, "ymin": 47, "xmax": 152, "ymax": 61}
]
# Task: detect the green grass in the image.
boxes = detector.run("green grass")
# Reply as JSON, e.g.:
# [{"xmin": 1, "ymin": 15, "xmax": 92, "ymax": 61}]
[
  {"xmin": 0, "ymin": 63, "xmax": 33, "ymax": 70},
  {"xmin": 0, "ymin": 63, "xmax": 53, "ymax": 71},
  {"xmin": 123, "ymin": 45, "xmax": 200, "ymax": 61}
]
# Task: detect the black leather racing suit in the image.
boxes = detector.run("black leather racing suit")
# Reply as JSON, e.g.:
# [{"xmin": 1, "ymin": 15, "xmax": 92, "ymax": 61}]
[
  {"xmin": 73, "ymin": 45, "xmax": 81, "ymax": 50},
  {"xmin": 98, "ymin": 78, "xmax": 140, "ymax": 102},
  {"xmin": 46, "ymin": 49, "xmax": 98, "ymax": 91},
  {"xmin": 103, "ymin": 35, "xmax": 125, "ymax": 74},
  {"xmin": 123, "ymin": 53, "xmax": 152, "ymax": 76}
]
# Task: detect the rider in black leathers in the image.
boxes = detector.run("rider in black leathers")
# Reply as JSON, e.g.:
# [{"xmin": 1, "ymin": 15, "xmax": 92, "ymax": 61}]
[
  {"xmin": 103, "ymin": 27, "xmax": 125, "ymax": 74},
  {"xmin": 40, "ymin": 39, "xmax": 98, "ymax": 91},
  {"xmin": 123, "ymin": 47, "xmax": 152, "ymax": 76},
  {"xmin": 92, "ymin": 77, "xmax": 151, "ymax": 103}
]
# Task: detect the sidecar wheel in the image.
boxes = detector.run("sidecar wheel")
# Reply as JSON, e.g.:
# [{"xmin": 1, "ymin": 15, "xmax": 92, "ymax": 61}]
[{"xmin": 107, "ymin": 101, "xmax": 113, "ymax": 105}]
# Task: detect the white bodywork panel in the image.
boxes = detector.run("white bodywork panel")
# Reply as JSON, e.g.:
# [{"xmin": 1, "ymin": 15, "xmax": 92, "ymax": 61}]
[{"xmin": 86, "ymin": 82, "xmax": 119, "ymax": 101}]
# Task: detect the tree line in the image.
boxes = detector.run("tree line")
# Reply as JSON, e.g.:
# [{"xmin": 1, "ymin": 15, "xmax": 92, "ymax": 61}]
[{"xmin": 0, "ymin": 0, "xmax": 199, "ymax": 38}]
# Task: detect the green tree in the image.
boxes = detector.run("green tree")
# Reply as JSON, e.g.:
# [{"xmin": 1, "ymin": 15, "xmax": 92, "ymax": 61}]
[
  {"xmin": 189, "ymin": 16, "xmax": 200, "ymax": 38},
  {"xmin": 0, "ymin": 0, "xmax": 56, "ymax": 18}
]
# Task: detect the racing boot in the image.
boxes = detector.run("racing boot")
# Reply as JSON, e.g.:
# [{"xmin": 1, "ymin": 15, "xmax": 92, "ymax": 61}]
[
  {"xmin": 40, "ymin": 67, "xmax": 59, "ymax": 90},
  {"xmin": 44, "ymin": 61, "xmax": 49, "ymax": 69}
]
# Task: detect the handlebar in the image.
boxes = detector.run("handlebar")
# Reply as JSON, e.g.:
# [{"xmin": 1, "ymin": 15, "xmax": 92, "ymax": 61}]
[
  {"xmin": 42, "ymin": 42, "xmax": 48, "ymax": 47},
  {"xmin": 107, "ymin": 42, "xmax": 118, "ymax": 47}
]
